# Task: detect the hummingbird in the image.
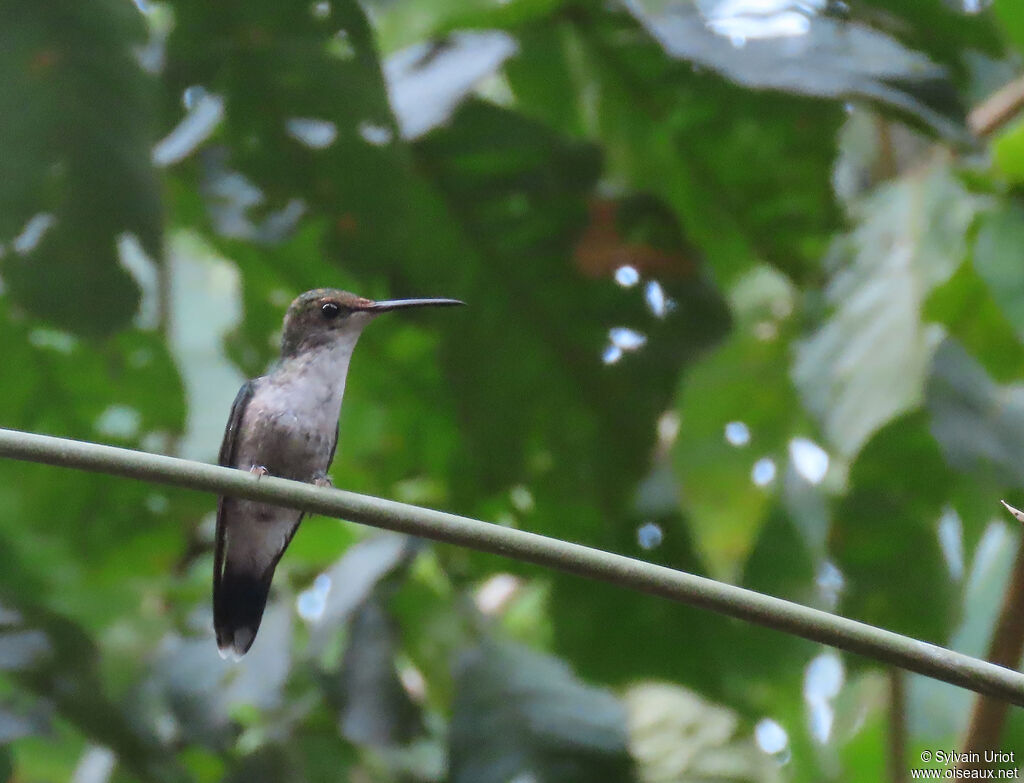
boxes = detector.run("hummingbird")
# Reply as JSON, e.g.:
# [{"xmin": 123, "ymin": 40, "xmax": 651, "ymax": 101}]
[{"xmin": 214, "ymin": 288, "xmax": 463, "ymax": 658}]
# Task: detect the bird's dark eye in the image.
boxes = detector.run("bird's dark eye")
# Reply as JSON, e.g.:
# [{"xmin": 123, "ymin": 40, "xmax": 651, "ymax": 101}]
[{"xmin": 321, "ymin": 302, "xmax": 342, "ymax": 319}]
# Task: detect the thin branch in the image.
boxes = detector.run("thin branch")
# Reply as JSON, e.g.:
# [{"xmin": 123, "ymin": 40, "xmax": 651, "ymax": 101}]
[
  {"xmin": 887, "ymin": 668, "xmax": 907, "ymax": 783},
  {"xmin": 959, "ymin": 508, "xmax": 1024, "ymax": 765},
  {"xmin": 1, "ymin": 428, "xmax": 1024, "ymax": 704},
  {"xmin": 969, "ymin": 75, "xmax": 1024, "ymax": 139}
]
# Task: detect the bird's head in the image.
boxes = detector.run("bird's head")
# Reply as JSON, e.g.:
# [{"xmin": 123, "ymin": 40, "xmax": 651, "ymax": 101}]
[{"xmin": 280, "ymin": 288, "xmax": 463, "ymax": 358}]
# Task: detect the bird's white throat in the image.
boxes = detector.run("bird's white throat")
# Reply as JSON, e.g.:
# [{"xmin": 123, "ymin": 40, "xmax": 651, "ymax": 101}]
[{"xmin": 268, "ymin": 329, "xmax": 365, "ymax": 419}]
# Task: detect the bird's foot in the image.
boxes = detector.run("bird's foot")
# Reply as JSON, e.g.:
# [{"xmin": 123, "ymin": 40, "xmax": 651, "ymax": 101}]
[
  {"xmin": 313, "ymin": 472, "xmax": 334, "ymax": 489},
  {"xmin": 249, "ymin": 465, "xmax": 269, "ymax": 479}
]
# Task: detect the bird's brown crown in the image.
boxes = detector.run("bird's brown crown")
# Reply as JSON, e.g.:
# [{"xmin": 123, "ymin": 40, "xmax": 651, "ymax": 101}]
[{"xmin": 280, "ymin": 289, "xmax": 374, "ymax": 358}]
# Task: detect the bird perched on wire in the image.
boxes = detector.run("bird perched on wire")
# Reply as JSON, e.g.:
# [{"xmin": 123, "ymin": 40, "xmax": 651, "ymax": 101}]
[{"xmin": 213, "ymin": 288, "xmax": 463, "ymax": 658}]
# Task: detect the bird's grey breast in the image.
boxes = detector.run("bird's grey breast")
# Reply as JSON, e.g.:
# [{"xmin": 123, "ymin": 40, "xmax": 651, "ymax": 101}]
[{"xmin": 233, "ymin": 351, "xmax": 348, "ymax": 481}]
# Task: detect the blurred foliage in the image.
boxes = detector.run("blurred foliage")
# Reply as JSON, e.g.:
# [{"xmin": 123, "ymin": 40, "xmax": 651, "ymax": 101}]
[
  {"xmin": 3, "ymin": 0, "xmax": 1024, "ymax": 780},
  {"xmin": 0, "ymin": 0, "xmax": 161, "ymax": 335}
]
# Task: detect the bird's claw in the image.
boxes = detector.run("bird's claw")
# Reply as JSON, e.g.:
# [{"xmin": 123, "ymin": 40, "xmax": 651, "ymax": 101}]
[
  {"xmin": 249, "ymin": 465, "xmax": 269, "ymax": 479},
  {"xmin": 313, "ymin": 472, "xmax": 334, "ymax": 489}
]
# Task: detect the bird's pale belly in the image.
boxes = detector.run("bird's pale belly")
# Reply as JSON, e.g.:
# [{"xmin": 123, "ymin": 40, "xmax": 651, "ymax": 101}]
[{"xmin": 235, "ymin": 406, "xmax": 335, "ymax": 482}]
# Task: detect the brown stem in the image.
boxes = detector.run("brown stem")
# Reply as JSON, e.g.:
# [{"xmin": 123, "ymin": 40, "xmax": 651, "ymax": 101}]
[
  {"xmin": 959, "ymin": 533, "xmax": 1024, "ymax": 770},
  {"xmin": 969, "ymin": 75, "xmax": 1024, "ymax": 139},
  {"xmin": 872, "ymin": 116, "xmax": 897, "ymax": 182},
  {"xmin": 888, "ymin": 668, "xmax": 907, "ymax": 783}
]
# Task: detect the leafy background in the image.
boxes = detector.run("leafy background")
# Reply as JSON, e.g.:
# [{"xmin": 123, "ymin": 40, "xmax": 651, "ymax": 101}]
[{"xmin": 2, "ymin": 0, "xmax": 1024, "ymax": 780}]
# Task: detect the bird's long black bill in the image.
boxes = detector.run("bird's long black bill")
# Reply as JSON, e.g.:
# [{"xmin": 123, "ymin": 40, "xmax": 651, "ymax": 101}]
[{"xmin": 368, "ymin": 298, "xmax": 465, "ymax": 312}]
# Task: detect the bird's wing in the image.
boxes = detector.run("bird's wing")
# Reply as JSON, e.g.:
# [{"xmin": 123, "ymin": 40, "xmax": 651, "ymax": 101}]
[
  {"xmin": 327, "ymin": 422, "xmax": 339, "ymax": 468},
  {"xmin": 213, "ymin": 380, "xmax": 262, "ymax": 657},
  {"xmin": 217, "ymin": 380, "xmax": 255, "ymax": 468},
  {"xmin": 213, "ymin": 379, "xmax": 254, "ymax": 594}
]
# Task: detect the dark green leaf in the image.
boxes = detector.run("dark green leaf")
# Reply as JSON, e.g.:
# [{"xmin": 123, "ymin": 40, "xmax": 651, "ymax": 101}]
[
  {"xmin": 449, "ymin": 640, "xmax": 636, "ymax": 783},
  {"xmin": 926, "ymin": 337, "xmax": 1024, "ymax": 489},
  {"xmin": 626, "ymin": 0, "xmax": 969, "ymax": 141},
  {"xmin": 973, "ymin": 202, "xmax": 1024, "ymax": 336},
  {"xmin": 0, "ymin": 0, "xmax": 162, "ymax": 335},
  {"xmin": 541, "ymin": 10, "xmax": 843, "ymax": 283},
  {"xmin": 830, "ymin": 412, "xmax": 957, "ymax": 642},
  {"xmin": 1, "ymin": 597, "xmax": 190, "ymax": 783},
  {"xmin": 337, "ymin": 598, "xmax": 422, "ymax": 747},
  {"xmin": 0, "ymin": 697, "xmax": 49, "ymax": 743},
  {"xmin": 224, "ymin": 746, "xmax": 299, "ymax": 783},
  {"xmin": 925, "ymin": 256, "xmax": 1024, "ymax": 382}
]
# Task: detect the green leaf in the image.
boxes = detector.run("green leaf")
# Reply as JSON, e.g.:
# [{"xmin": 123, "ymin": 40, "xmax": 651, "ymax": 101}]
[
  {"xmin": 449, "ymin": 640, "xmax": 636, "ymax": 783},
  {"xmin": 336, "ymin": 598, "xmax": 422, "ymax": 747},
  {"xmin": 624, "ymin": 682, "xmax": 780, "ymax": 782},
  {"xmin": 406, "ymin": 100, "xmax": 736, "ymax": 689},
  {"xmin": 973, "ymin": 202, "xmax": 1024, "ymax": 336},
  {"xmin": 725, "ymin": 503, "xmax": 819, "ymax": 709},
  {"xmin": 844, "ymin": 0, "xmax": 1002, "ymax": 79},
  {"xmin": 925, "ymin": 255, "xmax": 1024, "ymax": 383},
  {"xmin": 0, "ymin": 0, "xmax": 162, "ymax": 335},
  {"xmin": 504, "ymin": 25, "xmax": 585, "ymax": 137},
  {"xmin": 830, "ymin": 412, "xmax": 958, "ymax": 643},
  {"xmin": 2, "ymin": 597, "xmax": 190, "ymax": 783},
  {"xmin": 165, "ymin": 0, "xmax": 398, "ymax": 228},
  {"xmin": 224, "ymin": 746, "xmax": 298, "ymax": 783},
  {"xmin": 0, "ymin": 699, "xmax": 47, "ymax": 744},
  {"xmin": 306, "ymin": 535, "xmax": 414, "ymax": 650},
  {"xmin": 926, "ymin": 337, "xmax": 1024, "ymax": 489},
  {"xmin": 545, "ymin": 10, "xmax": 842, "ymax": 283},
  {"xmin": 548, "ymin": 540, "xmax": 730, "ymax": 693},
  {"xmin": 741, "ymin": 506, "xmax": 817, "ymax": 608},
  {"xmin": 386, "ymin": 31, "xmax": 518, "ymax": 140},
  {"xmin": 995, "ymin": 0, "xmax": 1024, "ymax": 56},
  {"xmin": 993, "ymin": 117, "xmax": 1024, "ymax": 183},
  {"xmin": 373, "ymin": 0, "xmax": 569, "ymax": 50},
  {"xmin": 0, "ymin": 295, "xmax": 188, "ymax": 628},
  {"xmin": 794, "ymin": 164, "xmax": 980, "ymax": 457},
  {"xmin": 626, "ymin": 0, "xmax": 969, "ymax": 141},
  {"xmin": 674, "ymin": 266, "xmax": 804, "ymax": 575}
]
